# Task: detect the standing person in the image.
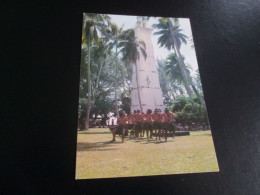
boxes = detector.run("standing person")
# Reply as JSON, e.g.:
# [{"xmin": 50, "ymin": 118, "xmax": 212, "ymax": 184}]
[
  {"xmin": 143, "ymin": 109, "xmax": 153, "ymax": 140},
  {"xmin": 161, "ymin": 110, "xmax": 167, "ymax": 141},
  {"xmin": 158, "ymin": 109, "xmax": 164, "ymax": 141},
  {"xmin": 152, "ymin": 109, "xmax": 162, "ymax": 141},
  {"xmin": 109, "ymin": 114, "xmax": 118, "ymax": 142},
  {"xmin": 117, "ymin": 111, "xmax": 128, "ymax": 143},
  {"xmin": 127, "ymin": 112, "xmax": 134, "ymax": 138},
  {"xmin": 151, "ymin": 109, "xmax": 157, "ymax": 140},
  {"xmin": 162, "ymin": 108, "xmax": 176, "ymax": 141},
  {"xmin": 135, "ymin": 110, "xmax": 142, "ymax": 138},
  {"xmin": 140, "ymin": 112, "xmax": 145, "ymax": 137}
]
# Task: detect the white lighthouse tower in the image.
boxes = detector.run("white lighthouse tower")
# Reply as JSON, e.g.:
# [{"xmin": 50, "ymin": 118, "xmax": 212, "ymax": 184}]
[{"xmin": 131, "ymin": 17, "xmax": 165, "ymax": 113}]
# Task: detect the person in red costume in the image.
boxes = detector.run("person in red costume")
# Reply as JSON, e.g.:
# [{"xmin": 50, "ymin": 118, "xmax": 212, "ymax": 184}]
[
  {"xmin": 117, "ymin": 111, "xmax": 128, "ymax": 142},
  {"xmin": 127, "ymin": 112, "xmax": 135, "ymax": 138},
  {"xmin": 110, "ymin": 111, "xmax": 128, "ymax": 142},
  {"xmin": 134, "ymin": 110, "xmax": 142, "ymax": 138},
  {"xmin": 162, "ymin": 108, "xmax": 176, "ymax": 141},
  {"xmin": 140, "ymin": 112, "xmax": 146, "ymax": 137},
  {"xmin": 158, "ymin": 109, "xmax": 165, "ymax": 141},
  {"xmin": 129, "ymin": 110, "xmax": 138, "ymax": 138},
  {"xmin": 143, "ymin": 109, "xmax": 153, "ymax": 140},
  {"xmin": 152, "ymin": 109, "xmax": 163, "ymax": 141},
  {"xmin": 127, "ymin": 112, "xmax": 134, "ymax": 130}
]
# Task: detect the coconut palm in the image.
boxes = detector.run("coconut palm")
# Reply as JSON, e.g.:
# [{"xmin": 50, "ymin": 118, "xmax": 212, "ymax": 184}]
[
  {"xmin": 153, "ymin": 18, "xmax": 205, "ymax": 108},
  {"xmin": 153, "ymin": 18, "xmax": 195, "ymax": 107},
  {"xmin": 82, "ymin": 13, "xmax": 111, "ymax": 129},
  {"xmin": 164, "ymin": 53, "xmax": 192, "ymax": 85},
  {"xmin": 91, "ymin": 38, "xmax": 112, "ymax": 103},
  {"xmin": 119, "ymin": 29, "xmax": 147, "ymax": 113},
  {"xmin": 106, "ymin": 23, "xmax": 124, "ymax": 117},
  {"xmin": 157, "ymin": 58, "xmax": 185, "ymax": 102},
  {"xmin": 165, "ymin": 53, "xmax": 184, "ymax": 83}
]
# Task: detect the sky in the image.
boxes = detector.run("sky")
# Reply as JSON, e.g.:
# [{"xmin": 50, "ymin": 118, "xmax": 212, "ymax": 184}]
[{"xmin": 109, "ymin": 14, "xmax": 199, "ymax": 75}]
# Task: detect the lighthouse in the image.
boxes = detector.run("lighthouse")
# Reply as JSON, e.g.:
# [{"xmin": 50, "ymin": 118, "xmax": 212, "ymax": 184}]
[{"xmin": 131, "ymin": 17, "xmax": 165, "ymax": 113}]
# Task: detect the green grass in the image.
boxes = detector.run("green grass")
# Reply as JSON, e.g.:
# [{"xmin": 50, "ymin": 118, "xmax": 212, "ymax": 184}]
[{"xmin": 75, "ymin": 128, "xmax": 219, "ymax": 179}]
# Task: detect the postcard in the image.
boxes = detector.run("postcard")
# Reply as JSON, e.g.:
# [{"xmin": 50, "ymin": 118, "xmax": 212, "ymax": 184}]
[{"xmin": 75, "ymin": 13, "xmax": 219, "ymax": 179}]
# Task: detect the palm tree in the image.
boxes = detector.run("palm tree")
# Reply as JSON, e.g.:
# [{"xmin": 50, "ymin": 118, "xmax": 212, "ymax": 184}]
[
  {"xmin": 164, "ymin": 53, "xmax": 193, "ymax": 85},
  {"xmin": 119, "ymin": 29, "xmax": 147, "ymax": 113},
  {"xmin": 153, "ymin": 18, "xmax": 195, "ymax": 108},
  {"xmin": 82, "ymin": 13, "xmax": 110, "ymax": 129},
  {"xmin": 153, "ymin": 18, "xmax": 205, "ymax": 108},
  {"xmin": 169, "ymin": 18, "xmax": 205, "ymax": 107},
  {"xmin": 106, "ymin": 23, "xmax": 124, "ymax": 117},
  {"xmin": 157, "ymin": 57, "xmax": 185, "ymax": 102},
  {"xmin": 92, "ymin": 38, "xmax": 112, "ymax": 104},
  {"xmin": 164, "ymin": 53, "xmax": 185, "ymax": 83}
]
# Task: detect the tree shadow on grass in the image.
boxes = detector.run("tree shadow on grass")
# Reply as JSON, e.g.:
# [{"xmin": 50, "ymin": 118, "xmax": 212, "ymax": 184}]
[
  {"xmin": 77, "ymin": 141, "xmax": 120, "ymax": 152},
  {"xmin": 151, "ymin": 140, "xmax": 172, "ymax": 144},
  {"xmin": 127, "ymin": 137, "xmax": 173, "ymax": 144},
  {"xmin": 127, "ymin": 137, "xmax": 149, "ymax": 143}
]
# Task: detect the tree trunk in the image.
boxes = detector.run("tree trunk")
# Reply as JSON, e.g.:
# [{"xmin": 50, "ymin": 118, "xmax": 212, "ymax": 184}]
[
  {"xmin": 135, "ymin": 63, "xmax": 143, "ymax": 112},
  {"xmin": 172, "ymin": 92, "xmax": 176, "ymax": 100},
  {"xmin": 175, "ymin": 46, "xmax": 205, "ymax": 108},
  {"xmin": 115, "ymin": 40, "xmax": 119, "ymax": 117},
  {"xmin": 173, "ymin": 46, "xmax": 195, "ymax": 108},
  {"xmin": 93, "ymin": 59, "xmax": 104, "ymax": 101},
  {"xmin": 191, "ymin": 84, "xmax": 206, "ymax": 107},
  {"xmin": 179, "ymin": 87, "xmax": 184, "ymax": 96},
  {"xmin": 85, "ymin": 34, "xmax": 91, "ymax": 129}
]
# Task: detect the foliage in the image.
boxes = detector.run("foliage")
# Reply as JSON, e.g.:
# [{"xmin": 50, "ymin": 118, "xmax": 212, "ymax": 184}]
[
  {"xmin": 119, "ymin": 29, "xmax": 147, "ymax": 66},
  {"xmin": 158, "ymin": 59, "xmax": 183, "ymax": 106},
  {"xmin": 120, "ymin": 92, "xmax": 131, "ymax": 115},
  {"xmin": 153, "ymin": 18, "xmax": 188, "ymax": 50},
  {"xmin": 92, "ymin": 98, "xmax": 114, "ymax": 116},
  {"xmin": 157, "ymin": 53, "xmax": 196, "ymax": 106},
  {"xmin": 79, "ymin": 98, "xmax": 88, "ymax": 112},
  {"xmin": 164, "ymin": 53, "xmax": 192, "ymax": 84},
  {"xmin": 171, "ymin": 96, "xmax": 209, "ymax": 126},
  {"xmin": 194, "ymin": 69, "xmax": 203, "ymax": 93}
]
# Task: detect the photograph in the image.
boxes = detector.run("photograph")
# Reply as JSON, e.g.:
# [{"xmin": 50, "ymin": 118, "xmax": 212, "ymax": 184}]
[{"xmin": 75, "ymin": 13, "xmax": 219, "ymax": 179}]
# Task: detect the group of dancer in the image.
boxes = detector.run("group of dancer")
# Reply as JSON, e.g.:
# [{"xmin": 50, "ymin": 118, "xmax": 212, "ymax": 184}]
[{"xmin": 110, "ymin": 108, "xmax": 176, "ymax": 143}]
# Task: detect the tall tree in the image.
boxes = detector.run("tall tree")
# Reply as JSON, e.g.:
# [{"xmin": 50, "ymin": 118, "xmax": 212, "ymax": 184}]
[
  {"xmin": 92, "ymin": 38, "xmax": 112, "ymax": 104},
  {"xmin": 164, "ymin": 53, "xmax": 193, "ymax": 89},
  {"xmin": 153, "ymin": 18, "xmax": 195, "ymax": 108},
  {"xmin": 168, "ymin": 18, "xmax": 205, "ymax": 108},
  {"xmin": 106, "ymin": 23, "xmax": 124, "ymax": 117},
  {"xmin": 119, "ymin": 29, "xmax": 147, "ymax": 113},
  {"xmin": 153, "ymin": 18, "xmax": 205, "ymax": 108},
  {"xmin": 157, "ymin": 58, "xmax": 185, "ymax": 103},
  {"xmin": 82, "ymin": 13, "xmax": 110, "ymax": 129}
]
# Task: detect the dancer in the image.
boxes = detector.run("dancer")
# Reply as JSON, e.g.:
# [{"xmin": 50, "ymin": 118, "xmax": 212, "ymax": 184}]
[
  {"xmin": 143, "ymin": 109, "xmax": 153, "ymax": 140},
  {"xmin": 135, "ymin": 110, "xmax": 142, "ymax": 138},
  {"xmin": 152, "ymin": 109, "xmax": 162, "ymax": 141},
  {"xmin": 162, "ymin": 108, "xmax": 176, "ymax": 141},
  {"xmin": 117, "ymin": 111, "xmax": 128, "ymax": 142}
]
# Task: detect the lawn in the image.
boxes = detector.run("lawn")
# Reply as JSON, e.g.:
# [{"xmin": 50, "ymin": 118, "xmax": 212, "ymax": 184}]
[{"xmin": 75, "ymin": 128, "xmax": 219, "ymax": 179}]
